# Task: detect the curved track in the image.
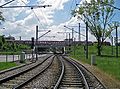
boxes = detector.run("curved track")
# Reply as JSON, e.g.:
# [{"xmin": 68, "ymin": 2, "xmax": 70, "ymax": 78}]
[
  {"xmin": 54, "ymin": 55, "xmax": 106, "ymax": 89},
  {"xmin": 0, "ymin": 54, "xmax": 106, "ymax": 89},
  {"xmin": 0, "ymin": 55, "xmax": 53, "ymax": 89}
]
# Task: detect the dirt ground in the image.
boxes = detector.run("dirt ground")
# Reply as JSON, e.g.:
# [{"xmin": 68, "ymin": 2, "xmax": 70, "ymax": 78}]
[{"xmin": 73, "ymin": 59, "xmax": 120, "ymax": 89}]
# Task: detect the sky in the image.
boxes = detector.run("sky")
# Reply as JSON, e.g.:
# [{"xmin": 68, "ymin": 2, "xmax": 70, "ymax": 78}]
[{"xmin": 0, "ymin": 0, "xmax": 120, "ymax": 42}]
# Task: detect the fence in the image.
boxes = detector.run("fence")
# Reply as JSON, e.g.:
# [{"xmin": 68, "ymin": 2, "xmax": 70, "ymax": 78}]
[{"xmin": 0, "ymin": 54, "xmax": 35, "ymax": 62}]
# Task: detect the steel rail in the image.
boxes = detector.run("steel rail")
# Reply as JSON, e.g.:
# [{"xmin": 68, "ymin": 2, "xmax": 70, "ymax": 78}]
[
  {"xmin": 0, "ymin": 55, "xmax": 49, "ymax": 75},
  {"xmin": 54, "ymin": 55, "xmax": 89, "ymax": 89},
  {"xmin": 69, "ymin": 57, "xmax": 107, "ymax": 89},
  {"xmin": 13, "ymin": 56, "xmax": 54, "ymax": 89},
  {"xmin": 53, "ymin": 56, "xmax": 65, "ymax": 89},
  {"xmin": 63, "ymin": 56, "xmax": 89, "ymax": 89},
  {"xmin": 0, "ymin": 55, "xmax": 52, "ymax": 84}
]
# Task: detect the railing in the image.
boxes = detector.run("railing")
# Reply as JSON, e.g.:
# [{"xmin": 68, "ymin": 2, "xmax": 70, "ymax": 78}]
[{"xmin": 0, "ymin": 53, "xmax": 45, "ymax": 62}]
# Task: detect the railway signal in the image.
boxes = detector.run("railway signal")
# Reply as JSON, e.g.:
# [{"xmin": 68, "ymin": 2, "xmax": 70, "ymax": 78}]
[{"xmin": 31, "ymin": 37, "xmax": 34, "ymax": 49}]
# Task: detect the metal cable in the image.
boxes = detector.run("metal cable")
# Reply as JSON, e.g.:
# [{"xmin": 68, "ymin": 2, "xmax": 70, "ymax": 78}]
[
  {"xmin": 21, "ymin": 0, "xmax": 46, "ymax": 30},
  {"xmin": 0, "ymin": 0, "xmax": 15, "ymax": 7}
]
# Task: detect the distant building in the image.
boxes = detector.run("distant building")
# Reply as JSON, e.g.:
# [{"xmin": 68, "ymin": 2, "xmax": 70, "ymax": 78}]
[{"xmin": 5, "ymin": 35, "xmax": 15, "ymax": 41}]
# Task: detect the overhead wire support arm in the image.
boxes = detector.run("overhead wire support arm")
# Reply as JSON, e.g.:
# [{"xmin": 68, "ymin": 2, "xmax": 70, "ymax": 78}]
[
  {"xmin": 0, "ymin": 0, "xmax": 15, "ymax": 7},
  {"xmin": 64, "ymin": 25, "xmax": 86, "ymax": 37},
  {"xmin": 38, "ymin": 30, "xmax": 51, "ymax": 39},
  {"xmin": 0, "ymin": 5, "xmax": 52, "ymax": 8},
  {"xmin": 100, "ymin": 1, "xmax": 120, "ymax": 11}
]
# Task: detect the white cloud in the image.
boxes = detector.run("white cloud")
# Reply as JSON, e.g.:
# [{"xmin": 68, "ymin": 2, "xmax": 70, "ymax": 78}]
[
  {"xmin": 0, "ymin": 0, "xmax": 71, "ymax": 40},
  {"xmin": 0, "ymin": 0, "xmax": 103, "ymax": 42}
]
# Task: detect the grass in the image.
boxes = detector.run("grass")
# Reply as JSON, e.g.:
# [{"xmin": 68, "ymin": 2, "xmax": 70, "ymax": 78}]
[
  {"xmin": 0, "ymin": 62, "xmax": 18, "ymax": 71},
  {"xmin": 70, "ymin": 45, "xmax": 120, "ymax": 80},
  {"xmin": 0, "ymin": 52, "xmax": 21, "ymax": 55}
]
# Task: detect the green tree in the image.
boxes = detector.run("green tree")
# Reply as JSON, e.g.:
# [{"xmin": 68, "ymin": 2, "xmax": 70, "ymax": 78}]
[
  {"xmin": 0, "ymin": 36, "xmax": 5, "ymax": 49},
  {"xmin": 72, "ymin": 0, "xmax": 115, "ymax": 56},
  {"xmin": 0, "ymin": 12, "xmax": 4, "ymax": 24},
  {"xmin": 0, "ymin": 11, "xmax": 5, "ymax": 48},
  {"xmin": 0, "ymin": 40, "xmax": 2, "ymax": 49}
]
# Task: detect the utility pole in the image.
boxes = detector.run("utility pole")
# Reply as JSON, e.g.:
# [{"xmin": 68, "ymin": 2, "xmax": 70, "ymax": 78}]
[
  {"xmin": 36, "ymin": 25, "xmax": 38, "ymax": 60},
  {"xmin": 78, "ymin": 23, "xmax": 81, "ymax": 41},
  {"xmin": 74, "ymin": 38, "xmax": 76, "ymax": 55},
  {"xmin": 19, "ymin": 36, "xmax": 21, "ymax": 40},
  {"xmin": 71, "ymin": 29, "xmax": 73, "ymax": 41},
  {"xmin": 64, "ymin": 25, "xmax": 74, "ymax": 40},
  {"xmin": 69, "ymin": 33, "xmax": 71, "ymax": 52},
  {"xmin": 115, "ymin": 25, "xmax": 118, "ymax": 58},
  {"xmin": 66, "ymin": 33, "xmax": 68, "ymax": 40},
  {"xmin": 111, "ymin": 36, "xmax": 113, "ymax": 55},
  {"xmin": 86, "ymin": 22, "xmax": 88, "ymax": 59}
]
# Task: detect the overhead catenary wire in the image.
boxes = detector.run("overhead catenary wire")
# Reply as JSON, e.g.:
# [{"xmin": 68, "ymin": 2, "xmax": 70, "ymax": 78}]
[
  {"xmin": 20, "ymin": 0, "xmax": 47, "ymax": 30},
  {"xmin": 40, "ymin": 9, "xmax": 49, "ymax": 26},
  {"xmin": 4, "ymin": 19, "xmax": 32, "ymax": 30},
  {"xmin": 68, "ymin": 0, "xmax": 80, "ymax": 20},
  {"xmin": 0, "ymin": 0, "xmax": 29, "ymax": 30},
  {"xmin": 0, "ymin": 0, "xmax": 15, "ymax": 7},
  {"xmin": 31, "ymin": 9, "xmax": 45, "ymax": 29},
  {"xmin": 101, "ymin": 1, "xmax": 120, "ymax": 11},
  {"xmin": 64, "ymin": 25, "xmax": 86, "ymax": 37},
  {"xmin": 67, "ymin": 0, "xmax": 75, "ymax": 21},
  {"xmin": 0, "ymin": 5, "xmax": 52, "ymax": 8},
  {"xmin": 36, "ymin": 2, "xmax": 49, "ymax": 26},
  {"xmin": 66, "ymin": 0, "xmax": 81, "ymax": 26},
  {"xmin": 74, "ymin": 0, "xmax": 77, "ymax": 5}
]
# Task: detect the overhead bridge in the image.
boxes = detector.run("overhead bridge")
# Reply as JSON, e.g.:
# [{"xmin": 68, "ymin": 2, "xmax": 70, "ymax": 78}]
[
  {"xmin": 6, "ymin": 40, "xmax": 94, "ymax": 54},
  {"xmin": 7, "ymin": 40, "xmax": 70, "ymax": 47},
  {"xmin": 6, "ymin": 40, "xmax": 94, "ymax": 47}
]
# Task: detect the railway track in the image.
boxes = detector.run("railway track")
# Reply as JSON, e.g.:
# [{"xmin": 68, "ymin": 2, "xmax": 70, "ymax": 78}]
[
  {"xmin": 22, "ymin": 55, "xmax": 62, "ymax": 89},
  {"xmin": 67, "ymin": 57, "xmax": 106, "ymax": 89},
  {"xmin": 54, "ymin": 55, "xmax": 106, "ymax": 89},
  {"xmin": 0, "ymin": 55, "xmax": 50, "ymax": 79},
  {"xmin": 0, "ymin": 55, "xmax": 53, "ymax": 89},
  {"xmin": 0, "ymin": 54, "xmax": 106, "ymax": 89}
]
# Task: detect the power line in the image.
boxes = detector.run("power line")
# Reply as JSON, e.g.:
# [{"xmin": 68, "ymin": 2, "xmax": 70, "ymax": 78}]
[
  {"xmin": 20, "ymin": 0, "xmax": 27, "ymax": 5},
  {"xmin": 20, "ymin": 0, "xmax": 47, "ymax": 30},
  {"xmin": 0, "ymin": 0, "xmax": 15, "ymax": 7},
  {"xmin": 31, "ymin": 9, "xmax": 41, "ymax": 24},
  {"xmin": 32, "ymin": 9, "xmax": 46, "ymax": 29},
  {"xmin": 36, "ymin": 2, "xmax": 49, "ymax": 25},
  {"xmin": 64, "ymin": 25, "xmax": 86, "ymax": 37},
  {"xmin": 40, "ymin": 9, "xmax": 49, "ymax": 26},
  {"xmin": 101, "ymin": 1, "xmax": 120, "ymax": 11},
  {"xmin": 4, "ymin": 19, "xmax": 32, "ymax": 30},
  {"xmin": 74, "ymin": 0, "xmax": 77, "ymax": 5},
  {"xmin": 65, "ymin": 0, "xmax": 81, "ymax": 26},
  {"xmin": 68, "ymin": 0, "xmax": 75, "ymax": 20},
  {"xmin": 0, "ymin": 5, "xmax": 52, "ymax": 8}
]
